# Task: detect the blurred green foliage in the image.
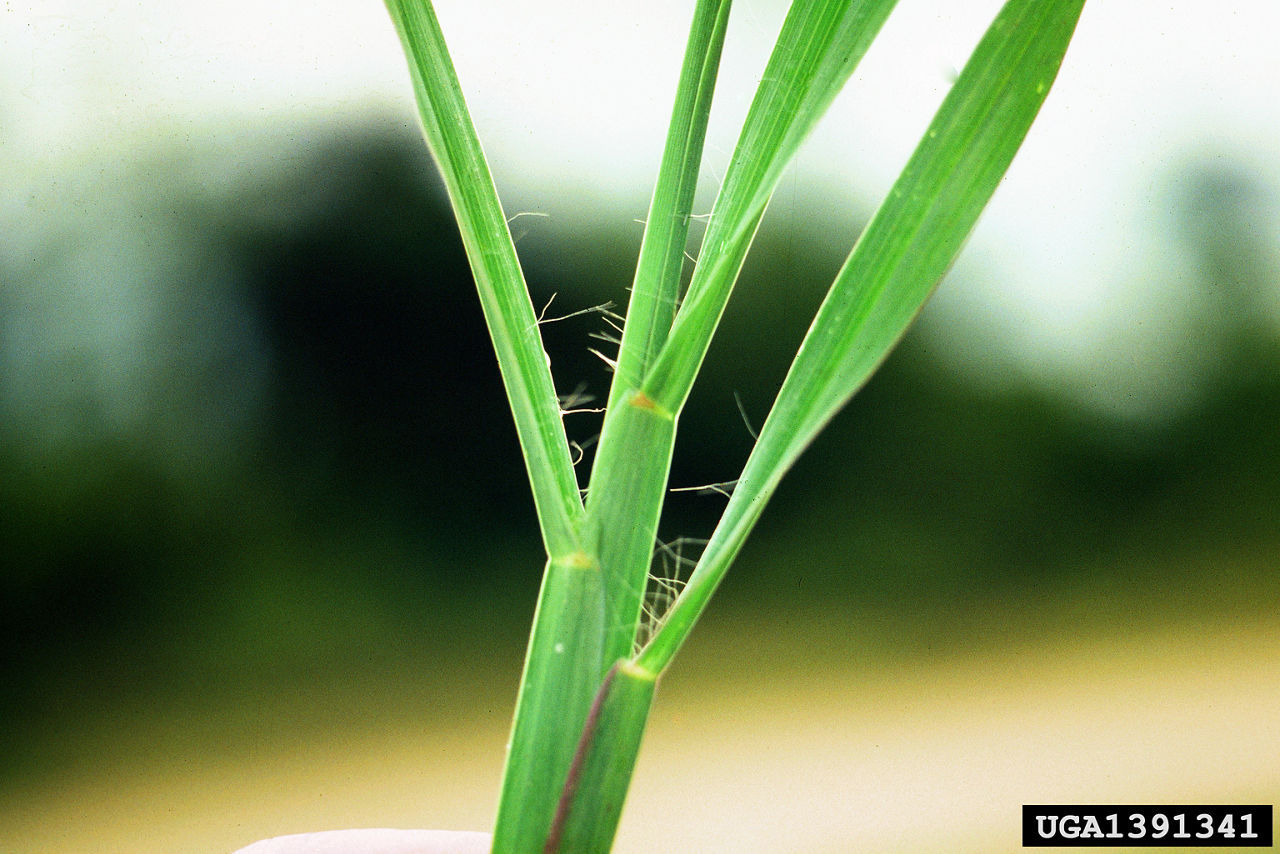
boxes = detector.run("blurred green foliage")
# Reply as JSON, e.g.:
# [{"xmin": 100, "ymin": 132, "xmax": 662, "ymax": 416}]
[{"xmin": 2, "ymin": 120, "xmax": 1278, "ymax": 779}]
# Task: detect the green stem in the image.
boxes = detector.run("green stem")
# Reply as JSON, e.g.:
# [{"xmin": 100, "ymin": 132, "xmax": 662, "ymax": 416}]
[
  {"xmin": 605, "ymin": 0, "xmax": 732, "ymax": 407},
  {"xmin": 584, "ymin": 391, "xmax": 677, "ymax": 665}
]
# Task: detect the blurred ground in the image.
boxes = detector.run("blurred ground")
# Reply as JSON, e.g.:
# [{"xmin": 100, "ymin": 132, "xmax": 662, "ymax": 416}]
[{"xmin": 2, "ymin": 609, "xmax": 1275, "ymax": 853}]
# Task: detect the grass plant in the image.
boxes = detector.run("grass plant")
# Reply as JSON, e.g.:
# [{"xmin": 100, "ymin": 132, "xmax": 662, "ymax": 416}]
[{"xmin": 382, "ymin": 0, "xmax": 1086, "ymax": 850}]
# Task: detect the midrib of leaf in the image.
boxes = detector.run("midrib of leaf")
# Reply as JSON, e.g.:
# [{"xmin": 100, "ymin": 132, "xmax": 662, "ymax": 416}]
[{"xmin": 639, "ymin": 0, "xmax": 1088, "ymax": 674}]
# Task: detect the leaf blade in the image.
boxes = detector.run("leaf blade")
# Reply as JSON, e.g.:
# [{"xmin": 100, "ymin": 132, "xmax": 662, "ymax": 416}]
[
  {"xmin": 640, "ymin": 0, "xmax": 1088, "ymax": 674},
  {"xmin": 605, "ymin": 0, "xmax": 733, "ymax": 407},
  {"xmin": 641, "ymin": 0, "xmax": 901, "ymax": 414},
  {"xmin": 385, "ymin": 0, "xmax": 584, "ymax": 555}
]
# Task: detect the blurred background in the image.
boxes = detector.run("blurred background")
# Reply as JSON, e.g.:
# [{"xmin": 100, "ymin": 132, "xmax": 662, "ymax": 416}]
[{"xmin": 2, "ymin": 1, "xmax": 1278, "ymax": 851}]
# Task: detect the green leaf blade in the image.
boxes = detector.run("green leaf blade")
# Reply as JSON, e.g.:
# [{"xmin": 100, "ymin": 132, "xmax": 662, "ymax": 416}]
[
  {"xmin": 586, "ymin": 0, "xmax": 899, "ymax": 670},
  {"xmin": 605, "ymin": 0, "xmax": 733, "ymax": 407},
  {"xmin": 385, "ymin": 0, "xmax": 584, "ymax": 556},
  {"xmin": 642, "ymin": 0, "xmax": 901, "ymax": 414},
  {"xmin": 769, "ymin": 0, "xmax": 1087, "ymax": 464},
  {"xmin": 640, "ymin": 0, "xmax": 1088, "ymax": 675}
]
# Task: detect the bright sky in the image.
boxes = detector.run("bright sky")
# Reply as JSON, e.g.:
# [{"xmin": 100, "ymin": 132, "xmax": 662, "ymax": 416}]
[{"xmin": 4, "ymin": 0, "xmax": 1279, "ymax": 416}]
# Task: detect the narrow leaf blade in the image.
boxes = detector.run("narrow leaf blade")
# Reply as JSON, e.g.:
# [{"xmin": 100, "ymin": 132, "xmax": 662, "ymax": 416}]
[
  {"xmin": 642, "ymin": 0, "xmax": 901, "ymax": 414},
  {"xmin": 640, "ymin": 0, "xmax": 1088, "ymax": 674},
  {"xmin": 605, "ymin": 0, "xmax": 732, "ymax": 406},
  {"xmin": 385, "ymin": 0, "xmax": 584, "ymax": 554}
]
